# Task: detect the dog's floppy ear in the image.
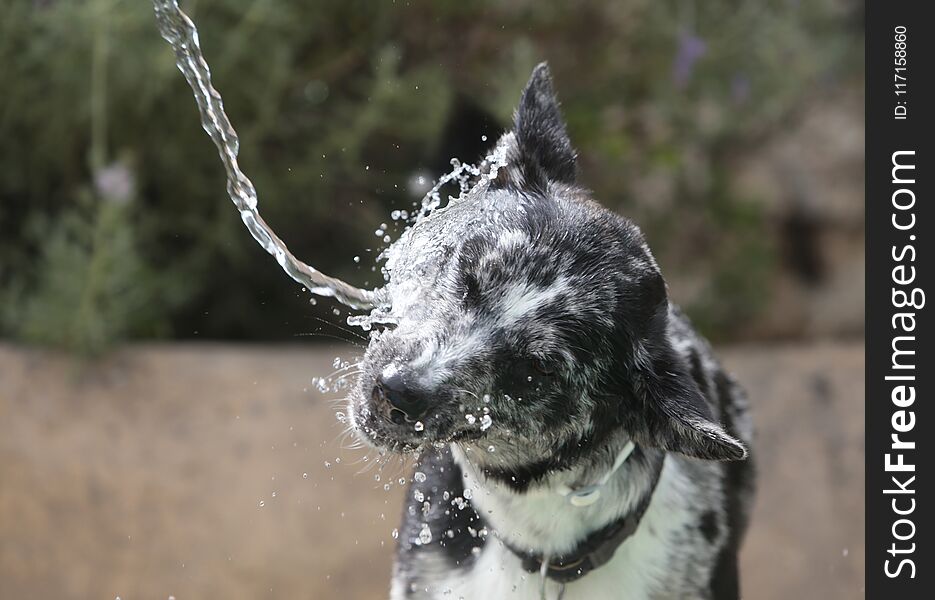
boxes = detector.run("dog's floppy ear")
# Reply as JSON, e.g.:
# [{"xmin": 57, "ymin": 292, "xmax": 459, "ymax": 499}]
[
  {"xmin": 632, "ymin": 340, "xmax": 747, "ymax": 462},
  {"xmin": 512, "ymin": 62, "xmax": 577, "ymax": 185}
]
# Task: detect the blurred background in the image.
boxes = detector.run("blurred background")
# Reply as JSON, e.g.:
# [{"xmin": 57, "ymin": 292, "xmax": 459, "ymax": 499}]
[{"xmin": 1, "ymin": 0, "xmax": 864, "ymax": 598}]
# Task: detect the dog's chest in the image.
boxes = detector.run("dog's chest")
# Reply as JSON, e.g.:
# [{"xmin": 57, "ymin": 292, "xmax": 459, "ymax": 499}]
[{"xmin": 392, "ymin": 457, "xmax": 723, "ymax": 600}]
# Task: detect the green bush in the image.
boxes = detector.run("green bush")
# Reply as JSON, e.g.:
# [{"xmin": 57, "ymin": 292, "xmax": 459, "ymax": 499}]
[
  {"xmin": 0, "ymin": 0, "xmax": 862, "ymax": 350},
  {"xmin": 7, "ymin": 193, "xmax": 154, "ymax": 354}
]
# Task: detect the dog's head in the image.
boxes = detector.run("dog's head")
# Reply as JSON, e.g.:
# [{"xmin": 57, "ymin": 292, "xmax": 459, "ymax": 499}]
[{"xmin": 348, "ymin": 64, "xmax": 745, "ymax": 473}]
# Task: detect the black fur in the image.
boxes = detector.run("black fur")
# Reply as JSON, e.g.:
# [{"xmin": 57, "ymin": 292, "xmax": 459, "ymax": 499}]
[
  {"xmin": 710, "ymin": 372, "xmax": 757, "ymax": 598},
  {"xmin": 397, "ymin": 449, "xmax": 487, "ymax": 573},
  {"xmin": 511, "ymin": 63, "xmax": 578, "ymax": 187}
]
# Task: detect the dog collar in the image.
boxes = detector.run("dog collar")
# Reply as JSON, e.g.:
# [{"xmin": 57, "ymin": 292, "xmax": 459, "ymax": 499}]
[
  {"xmin": 555, "ymin": 440, "xmax": 636, "ymax": 507},
  {"xmin": 505, "ymin": 445, "xmax": 663, "ymax": 585}
]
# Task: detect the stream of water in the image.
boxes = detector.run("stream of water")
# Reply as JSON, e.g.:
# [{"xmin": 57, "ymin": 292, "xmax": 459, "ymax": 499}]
[
  {"xmin": 153, "ymin": 0, "xmax": 510, "ymax": 331},
  {"xmin": 152, "ymin": 0, "xmax": 379, "ymax": 310}
]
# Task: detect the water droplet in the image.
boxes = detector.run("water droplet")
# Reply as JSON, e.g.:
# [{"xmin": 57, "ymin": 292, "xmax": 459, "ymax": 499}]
[
  {"xmin": 259, "ymin": 500, "xmax": 265, "ymax": 507},
  {"xmin": 418, "ymin": 523, "xmax": 432, "ymax": 544},
  {"xmin": 479, "ymin": 415, "xmax": 493, "ymax": 431},
  {"xmin": 324, "ymin": 461, "xmax": 332, "ymax": 468},
  {"xmin": 303, "ymin": 472, "xmax": 308, "ymax": 479},
  {"xmin": 463, "ymin": 488, "xmax": 473, "ymax": 500},
  {"xmin": 414, "ymin": 471, "xmax": 427, "ymax": 483},
  {"xmin": 353, "ymin": 255, "xmax": 361, "ymax": 263},
  {"xmin": 487, "ymin": 445, "xmax": 496, "ymax": 453},
  {"xmin": 414, "ymin": 421, "xmax": 425, "ymax": 432},
  {"xmin": 392, "ymin": 528, "xmax": 399, "ymax": 539},
  {"xmin": 465, "ymin": 414, "xmax": 476, "ymax": 425},
  {"xmin": 414, "ymin": 490, "xmax": 425, "ymax": 502}
]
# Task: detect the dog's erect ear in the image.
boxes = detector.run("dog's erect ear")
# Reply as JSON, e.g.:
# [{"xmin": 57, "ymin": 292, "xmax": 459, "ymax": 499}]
[
  {"xmin": 633, "ymin": 344, "xmax": 748, "ymax": 462},
  {"xmin": 512, "ymin": 63, "xmax": 577, "ymax": 185}
]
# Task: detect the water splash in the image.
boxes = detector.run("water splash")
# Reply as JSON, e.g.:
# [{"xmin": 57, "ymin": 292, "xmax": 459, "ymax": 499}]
[
  {"xmin": 152, "ymin": 0, "xmax": 379, "ymax": 309},
  {"xmin": 344, "ymin": 139, "xmax": 511, "ymax": 332}
]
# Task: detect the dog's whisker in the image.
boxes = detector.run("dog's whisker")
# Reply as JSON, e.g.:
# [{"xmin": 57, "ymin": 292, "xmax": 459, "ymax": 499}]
[
  {"xmin": 309, "ymin": 315, "xmax": 371, "ymax": 342},
  {"xmin": 294, "ymin": 332, "xmax": 367, "ymax": 350}
]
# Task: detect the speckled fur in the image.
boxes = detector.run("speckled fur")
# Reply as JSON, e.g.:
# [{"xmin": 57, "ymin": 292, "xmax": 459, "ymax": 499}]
[{"xmin": 348, "ymin": 64, "xmax": 755, "ymax": 600}]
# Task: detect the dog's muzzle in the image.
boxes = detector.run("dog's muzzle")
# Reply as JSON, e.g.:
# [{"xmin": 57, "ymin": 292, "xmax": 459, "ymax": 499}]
[{"xmin": 371, "ymin": 371, "xmax": 432, "ymax": 423}]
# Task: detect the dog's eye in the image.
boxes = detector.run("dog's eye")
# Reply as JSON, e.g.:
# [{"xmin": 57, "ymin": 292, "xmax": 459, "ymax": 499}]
[{"xmin": 531, "ymin": 357, "xmax": 555, "ymax": 376}]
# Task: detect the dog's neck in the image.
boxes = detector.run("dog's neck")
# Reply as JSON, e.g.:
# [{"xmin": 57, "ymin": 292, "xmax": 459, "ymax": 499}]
[{"xmin": 451, "ymin": 434, "xmax": 665, "ymax": 557}]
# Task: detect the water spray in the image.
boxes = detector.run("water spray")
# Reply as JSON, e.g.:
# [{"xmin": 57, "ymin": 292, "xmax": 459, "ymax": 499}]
[{"xmin": 152, "ymin": 0, "xmax": 380, "ymax": 310}]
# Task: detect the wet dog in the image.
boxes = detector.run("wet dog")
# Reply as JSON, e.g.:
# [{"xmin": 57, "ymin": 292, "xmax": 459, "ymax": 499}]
[{"xmin": 348, "ymin": 63, "xmax": 755, "ymax": 600}]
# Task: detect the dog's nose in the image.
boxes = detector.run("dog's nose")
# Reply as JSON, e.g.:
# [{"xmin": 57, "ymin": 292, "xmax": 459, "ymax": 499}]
[{"xmin": 372, "ymin": 372, "xmax": 430, "ymax": 422}]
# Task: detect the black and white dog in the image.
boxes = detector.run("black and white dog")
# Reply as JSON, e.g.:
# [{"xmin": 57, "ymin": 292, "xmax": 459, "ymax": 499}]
[{"xmin": 348, "ymin": 63, "xmax": 755, "ymax": 600}]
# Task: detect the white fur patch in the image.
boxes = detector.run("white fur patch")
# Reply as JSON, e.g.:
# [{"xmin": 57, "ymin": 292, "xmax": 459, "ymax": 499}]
[
  {"xmin": 497, "ymin": 229, "xmax": 531, "ymax": 249},
  {"xmin": 500, "ymin": 276, "xmax": 569, "ymax": 324}
]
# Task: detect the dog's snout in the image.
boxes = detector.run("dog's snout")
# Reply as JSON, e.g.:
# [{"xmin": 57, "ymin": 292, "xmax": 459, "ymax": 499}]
[{"xmin": 372, "ymin": 372, "xmax": 430, "ymax": 422}]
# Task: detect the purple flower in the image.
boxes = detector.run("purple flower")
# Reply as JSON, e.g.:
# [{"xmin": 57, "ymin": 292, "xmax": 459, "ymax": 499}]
[
  {"xmin": 673, "ymin": 31, "xmax": 707, "ymax": 88},
  {"xmin": 94, "ymin": 162, "xmax": 135, "ymax": 205}
]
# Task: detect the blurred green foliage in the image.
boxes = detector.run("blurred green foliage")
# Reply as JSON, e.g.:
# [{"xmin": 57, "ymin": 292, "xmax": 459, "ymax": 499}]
[
  {"xmin": 0, "ymin": 0, "xmax": 861, "ymax": 351},
  {"xmin": 4, "ymin": 192, "xmax": 164, "ymax": 354}
]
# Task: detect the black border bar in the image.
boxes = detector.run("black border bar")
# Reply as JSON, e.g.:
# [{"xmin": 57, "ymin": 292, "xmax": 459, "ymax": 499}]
[{"xmin": 866, "ymin": 2, "xmax": 932, "ymax": 597}]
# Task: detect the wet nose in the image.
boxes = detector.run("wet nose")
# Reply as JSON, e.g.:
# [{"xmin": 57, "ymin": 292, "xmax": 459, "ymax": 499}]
[{"xmin": 372, "ymin": 372, "xmax": 430, "ymax": 422}]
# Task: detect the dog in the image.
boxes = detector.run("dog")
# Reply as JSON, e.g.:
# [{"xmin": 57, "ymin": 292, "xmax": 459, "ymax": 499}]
[{"xmin": 347, "ymin": 63, "xmax": 755, "ymax": 600}]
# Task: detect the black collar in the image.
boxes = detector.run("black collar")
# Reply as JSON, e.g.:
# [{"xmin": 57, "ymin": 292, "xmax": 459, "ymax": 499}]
[{"xmin": 502, "ymin": 449, "xmax": 663, "ymax": 584}]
